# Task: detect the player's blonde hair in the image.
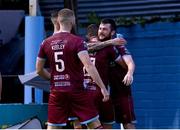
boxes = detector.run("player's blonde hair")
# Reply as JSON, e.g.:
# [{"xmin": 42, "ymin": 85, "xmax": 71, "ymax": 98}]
[{"xmin": 58, "ymin": 8, "xmax": 75, "ymax": 25}]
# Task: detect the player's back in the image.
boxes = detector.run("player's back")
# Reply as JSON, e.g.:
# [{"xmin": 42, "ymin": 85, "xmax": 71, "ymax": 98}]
[{"xmin": 40, "ymin": 32, "xmax": 86, "ymax": 91}]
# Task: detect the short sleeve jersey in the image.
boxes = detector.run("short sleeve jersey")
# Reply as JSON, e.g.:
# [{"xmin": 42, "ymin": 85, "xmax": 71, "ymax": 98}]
[
  {"xmin": 38, "ymin": 32, "xmax": 87, "ymax": 91},
  {"xmin": 109, "ymin": 45, "xmax": 131, "ymax": 86},
  {"xmin": 116, "ymin": 45, "xmax": 130, "ymax": 56}
]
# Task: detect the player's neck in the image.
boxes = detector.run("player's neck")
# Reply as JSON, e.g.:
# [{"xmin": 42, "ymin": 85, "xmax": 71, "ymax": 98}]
[
  {"xmin": 59, "ymin": 25, "xmax": 72, "ymax": 33},
  {"xmin": 59, "ymin": 29, "xmax": 71, "ymax": 33},
  {"xmin": 53, "ymin": 29, "xmax": 59, "ymax": 34}
]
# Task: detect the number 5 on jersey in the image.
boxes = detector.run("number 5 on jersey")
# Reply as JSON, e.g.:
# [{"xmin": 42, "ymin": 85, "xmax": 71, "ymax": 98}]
[{"xmin": 54, "ymin": 51, "xmax": 65, "ymax": 72}]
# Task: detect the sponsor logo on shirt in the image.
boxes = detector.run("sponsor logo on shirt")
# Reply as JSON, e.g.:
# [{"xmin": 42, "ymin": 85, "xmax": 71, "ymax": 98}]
[
  {"xmin": 54, "ymin": 74, "xmax": 70, "ymax": 80},
  {"xmin": 54, "ymin": 81, "xmax": 71, "ymax": 87}
]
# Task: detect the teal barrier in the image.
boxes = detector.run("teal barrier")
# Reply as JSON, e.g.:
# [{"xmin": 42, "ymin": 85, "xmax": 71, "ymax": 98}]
[{"xmin": 0, "ymin": 104, "xmax": 47, "ymax": 128}]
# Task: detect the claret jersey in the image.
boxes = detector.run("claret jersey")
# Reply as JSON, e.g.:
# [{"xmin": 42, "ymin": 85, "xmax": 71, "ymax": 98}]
[
  {"xmin": 38, "ymin": 32, "xmax": 87, "ymax": 91},
  {"xmin": 83, "ymin": 46, "xmax": 119, "ymax": 90}
]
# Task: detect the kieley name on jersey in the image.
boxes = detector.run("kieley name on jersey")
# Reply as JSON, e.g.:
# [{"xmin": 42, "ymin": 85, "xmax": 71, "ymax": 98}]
[{"xmin": 52, "ymin": 44, "xmax": 64, "ymax": 51}]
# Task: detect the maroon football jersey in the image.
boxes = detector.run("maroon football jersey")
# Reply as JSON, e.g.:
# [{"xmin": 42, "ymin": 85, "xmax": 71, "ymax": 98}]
[
  {"xmin": 109, "ymin": 45, "xmax": 131, "ymax": 94},
  {"xmin": 110, "ymin": 45, "xmax": 131, "ymax": 78},
  {"xmin": 84, "ymin": 46, "xmax": 118, "ymax": 90},
  {"xmin": 116, "ymin": 45, "xmax": 130, "ymax": 56},
  {"xmin": 38, "ymin": 32, "xmax": 87, "ymax": 91}
]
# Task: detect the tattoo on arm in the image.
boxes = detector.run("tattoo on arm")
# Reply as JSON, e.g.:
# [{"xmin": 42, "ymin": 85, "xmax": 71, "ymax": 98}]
[{"xmin": 88, "ymin": 40, "xmax": 113, "ymax": 51}]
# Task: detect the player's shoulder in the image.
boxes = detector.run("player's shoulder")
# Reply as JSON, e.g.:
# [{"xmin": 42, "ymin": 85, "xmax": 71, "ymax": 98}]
[
  {"xmin": 114, "ymin": 45, "xmax": 128, "ymax": 51},
  {"xmin": 115, "ymin": 45, "xmax": 131, "ymax": 55},
  {"xmin": 46, "ymin": 34, "xmax": 57, "ymax": 42},
  {"xmin": 70, "ymin": 33, "xmax": 84, "ymax": 42},
  {"xmin": 41, "ymin": 35, "xmax": 54, "ymax": 45},
  {"xmin": 69, "ymin": 34, "xmax": 86, "ymax": 47}
]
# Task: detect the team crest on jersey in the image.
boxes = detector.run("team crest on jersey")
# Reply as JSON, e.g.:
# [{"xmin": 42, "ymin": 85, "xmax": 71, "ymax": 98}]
[{"xmin": 64, "ymin": 74, "xmax": 70, "ymax": 80}]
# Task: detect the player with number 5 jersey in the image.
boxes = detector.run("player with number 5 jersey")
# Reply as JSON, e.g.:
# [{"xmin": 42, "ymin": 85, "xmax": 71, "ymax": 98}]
[
  {"xmin": 38, "ymin": 33, "xmax": 87, "ymax": 91},
  {"xmin": 36, "ymin": 8, "xmax": 109, "ymax": 129}
]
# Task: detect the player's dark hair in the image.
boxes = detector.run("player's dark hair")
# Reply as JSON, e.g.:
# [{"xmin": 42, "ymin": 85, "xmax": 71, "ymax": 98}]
[
  {"xmin": 101, "ymin": 18, "xmax": 116, "ymax": 31},
  {"xmin": 50, "ymin": 10, "xmax": 59, "ymax": 24},
  {"xmin": 51, "ymin": 10, "xmax": 58, "ymax": 19},
  {"xmin": 86, "ymin": 24, "xmax": 98, "ymax": 38}
]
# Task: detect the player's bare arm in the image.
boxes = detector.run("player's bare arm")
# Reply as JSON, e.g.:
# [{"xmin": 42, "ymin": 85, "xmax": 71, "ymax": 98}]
[
  {"xmin": 36, "ymin": 58, "xmax": 51, "ymax": 80},
  {"xmin": 78, "ymin": 50, "xmax": 109, "ymax": 102},
  {"xmin": 88, "ymin": 37, "xmax": 126, "ymax": 51},
  {"xmin": 122, "ymin": 55, "xmax": 135, "ymax": 86}
]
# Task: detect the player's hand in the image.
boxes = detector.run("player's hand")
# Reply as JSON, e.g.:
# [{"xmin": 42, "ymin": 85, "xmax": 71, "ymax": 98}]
[
  {"xmin": 111, "ymin": 38, "xmax": 127, "ymax": 45},
  {"xmin": 101, "ymin": 88, "xmax": 109, "ymax": 102},
  {"xmin": 122, "ymin": 72, "xmax": 133, "ymax": 86}
]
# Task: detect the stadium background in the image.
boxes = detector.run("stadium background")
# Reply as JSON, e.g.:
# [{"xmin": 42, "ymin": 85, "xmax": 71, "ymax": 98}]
[{"xmin": 1, "ymin": 0, "xmax": 180, "ymax": 128}]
